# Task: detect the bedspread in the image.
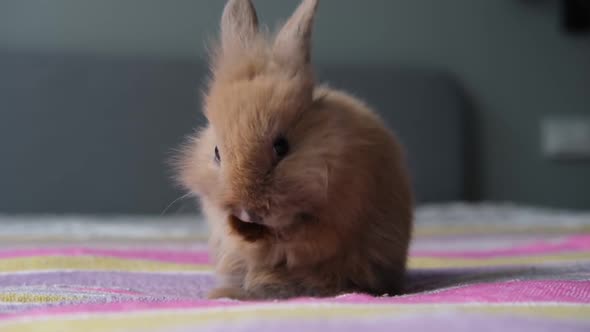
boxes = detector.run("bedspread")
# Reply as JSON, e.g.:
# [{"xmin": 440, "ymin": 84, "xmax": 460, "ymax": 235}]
[{"xmin": 0, "ymin": 203, "xmax": 589, "ymax": 331}]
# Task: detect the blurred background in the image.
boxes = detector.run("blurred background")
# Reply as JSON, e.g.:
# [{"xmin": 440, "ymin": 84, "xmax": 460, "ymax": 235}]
[{"xmin": 0, "ymin": 0, "xmax": 589, "ymax": 215}]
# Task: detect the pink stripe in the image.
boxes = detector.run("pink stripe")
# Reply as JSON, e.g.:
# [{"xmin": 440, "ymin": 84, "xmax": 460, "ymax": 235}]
[
  {"xmin": 411, "ymin": 234, "xmax": 590, "ymax": 259},
  {"xmin": 1, "ymin": 280, "xmax": 588, "ymax": 321},
  {"xmin": 341, "ymin": 280, "xmax": 590, "ymax": 304},
  {"xmin": 0, "ymin": 300, "xmax": 243, "ymax": 321},
  {"xmin": 0, "ymin": 248, "xmax": 210, "ymax": 265}
]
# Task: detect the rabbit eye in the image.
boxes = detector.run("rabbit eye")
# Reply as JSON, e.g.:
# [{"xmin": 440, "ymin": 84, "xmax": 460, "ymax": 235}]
[
  {"xmin": 214, "ymin": 146, "xmax": 221, "ymax": 163},
  {"xmin": 273, "ymin": 137, "xmax": 290, "ymax": 160}
]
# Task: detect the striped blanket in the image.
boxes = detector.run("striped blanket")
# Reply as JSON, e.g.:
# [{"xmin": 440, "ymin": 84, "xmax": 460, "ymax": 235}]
[{"xmin": 0, "ymin": 203, "xmax": 589, "ymax": 331}]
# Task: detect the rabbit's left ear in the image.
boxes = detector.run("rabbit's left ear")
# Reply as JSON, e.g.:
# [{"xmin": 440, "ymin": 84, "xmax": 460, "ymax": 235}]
[
  {"xmin": 220, "ymin": 0, "xmax": 259, "ymax": 54},
  {"xmin": 273, "ymin": 0, "xmax": 319, "ymax": 74}
]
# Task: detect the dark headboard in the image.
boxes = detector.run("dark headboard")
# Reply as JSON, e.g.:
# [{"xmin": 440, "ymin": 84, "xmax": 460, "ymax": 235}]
[{"xmin": 0, "ymin": 50, "xmax": 466, "ymax": 214}]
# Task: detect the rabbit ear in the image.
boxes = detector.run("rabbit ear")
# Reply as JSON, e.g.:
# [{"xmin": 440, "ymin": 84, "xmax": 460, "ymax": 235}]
[
  {"xmin": 273, "ymin": 0, "xmax": 319, "ymax": 73},
  {"xmin": 220, "ymin": 0, "xmax": 259, "ymax": 53}
]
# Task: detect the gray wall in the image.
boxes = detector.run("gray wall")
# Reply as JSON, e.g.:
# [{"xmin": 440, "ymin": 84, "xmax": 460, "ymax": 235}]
[{"xmin": 1, "ymin": 0, "xmax": 589, "ymax": 209}]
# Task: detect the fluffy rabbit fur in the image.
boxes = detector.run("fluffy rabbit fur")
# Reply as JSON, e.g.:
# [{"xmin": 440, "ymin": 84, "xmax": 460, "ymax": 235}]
[{"xmin": 176, "ymin": 0, "xmax": 414, "ymax": 300}]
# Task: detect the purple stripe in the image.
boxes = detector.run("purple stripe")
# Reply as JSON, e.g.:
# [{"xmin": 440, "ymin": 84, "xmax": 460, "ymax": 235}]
[
  {"xmin": 0, "ymin": 248, "xmax": 210, "ymax": 264},
  {"xmin": 2, "ymin": 266, "xmax": 589, "ymax": 301},
  {"xmin": 161, "ymin": 313, "xmax": 590, "ymax": 332},
  {"xmin": 0, "ymin": 271, "xmax": 215, "ymax": 299}
]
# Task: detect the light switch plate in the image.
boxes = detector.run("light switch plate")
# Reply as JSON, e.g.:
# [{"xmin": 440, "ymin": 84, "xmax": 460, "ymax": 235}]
[{"xmin": 541, "ymin": 115, "xmax": 590, "ymax": 160}]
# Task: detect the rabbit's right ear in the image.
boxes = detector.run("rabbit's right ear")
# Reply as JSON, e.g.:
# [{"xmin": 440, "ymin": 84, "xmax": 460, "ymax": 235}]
[
  {"xmin": 220, "ymin": 0, "xmax": 259, "ymax": 54},
  {"xmin": 273, "ymin": 0, "xmax": 319, "ymax": 75}
]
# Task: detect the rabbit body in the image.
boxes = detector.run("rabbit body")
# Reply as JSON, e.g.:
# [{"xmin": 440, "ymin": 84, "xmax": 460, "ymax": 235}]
[{"xmin": 176, "ymin": 0, "xmax": 413, "ymax": 300}]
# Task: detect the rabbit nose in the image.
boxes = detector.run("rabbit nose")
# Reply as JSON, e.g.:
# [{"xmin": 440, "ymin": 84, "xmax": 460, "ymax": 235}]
[{"xmin": 233, "ymin": 208, "xmax": 264, "ymax": 224}]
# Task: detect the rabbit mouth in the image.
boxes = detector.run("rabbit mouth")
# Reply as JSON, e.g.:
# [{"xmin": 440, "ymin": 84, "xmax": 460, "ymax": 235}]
[{"xmin": 229, "ymin": 215, "xmax": 271, "ymax": 242}]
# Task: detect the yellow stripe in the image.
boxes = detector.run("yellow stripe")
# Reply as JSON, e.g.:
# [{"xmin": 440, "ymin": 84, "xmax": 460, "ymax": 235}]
[
  {"xmin": 413, "ymin": 225, "xmax": 590, "ymax": 237},
  {"xmin": 0, "ymin": 304, "xmax": 588, "ymax": 332},
  {"xmin": 0, "ymin": 251, "xmax": 588, "ymax": 273},
  {"xmin": 0, "ymin": 256, "xmax": 210, "ymax": 273},
  {"xmin": 464, "ymin": 305, "xmax": 590, "ymax": 320},
  {"xmin": 0, "ymin": 294, "xmax": 79, "ymax": 303},
  {"xmin": 409, "ymin": 252, "xmax": 590, "ymax": 269},
  {"xmin": 0, "ymin": 235, "xmax": 208, "ymax": 245},
  {"xmin": 1, "ymin": 225, "xmax": 588, "ymax": 244},
  {"xmin": 0, "ymin": 226, "xmax": 588, "ymax": 246}
]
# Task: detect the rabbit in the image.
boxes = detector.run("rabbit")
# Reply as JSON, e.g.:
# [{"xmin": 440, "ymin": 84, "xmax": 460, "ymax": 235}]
[{"xmin": 175, "ymin": 0, "xmax": 414, "ymax": 300}]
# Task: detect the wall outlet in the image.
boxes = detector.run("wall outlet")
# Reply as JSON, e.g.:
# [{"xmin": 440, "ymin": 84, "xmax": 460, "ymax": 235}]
[{"xmin": 541, "ymin": 115, "xmax": 590, "ymax": 160}]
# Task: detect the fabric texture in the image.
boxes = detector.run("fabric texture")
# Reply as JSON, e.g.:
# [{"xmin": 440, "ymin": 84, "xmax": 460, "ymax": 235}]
[{"xmin": 0, "ymin": 203, "xmax": 589, "ymax": 331}]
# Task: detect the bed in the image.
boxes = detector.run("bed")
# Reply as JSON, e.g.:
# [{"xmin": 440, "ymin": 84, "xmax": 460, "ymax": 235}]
[{"xmin": 0, "ymin": 203, "xmax": 589, "ymax": 331}]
